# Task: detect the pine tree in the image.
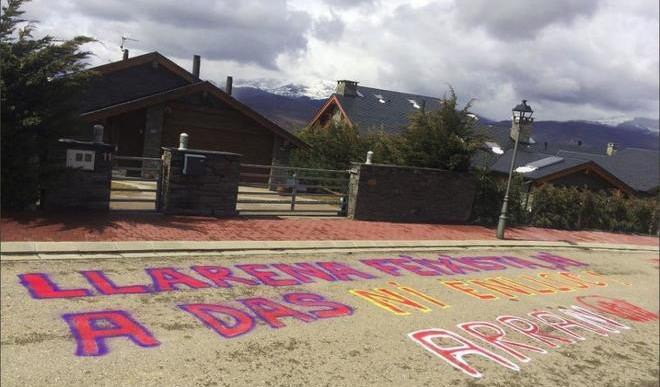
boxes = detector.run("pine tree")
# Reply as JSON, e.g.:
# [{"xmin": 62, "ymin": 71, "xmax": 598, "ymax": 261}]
[{"xmin": 1, "ymin": 0, "xmax": 94, "ymax": 209}]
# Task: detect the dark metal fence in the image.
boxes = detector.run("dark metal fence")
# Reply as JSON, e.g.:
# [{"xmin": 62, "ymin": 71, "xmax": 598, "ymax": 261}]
[
  {"xmin": 110, "ymin": 156, "xmax": 162, "ymax": 211},
  {"xmin": 237, "ymin": 163, "xmax": 349, "ymax": 216}
]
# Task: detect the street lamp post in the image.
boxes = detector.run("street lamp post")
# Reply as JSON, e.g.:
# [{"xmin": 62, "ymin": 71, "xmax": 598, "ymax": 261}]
[{"xmin": 496, "ymin": 100, "xmax": 534, "ymax": 239}]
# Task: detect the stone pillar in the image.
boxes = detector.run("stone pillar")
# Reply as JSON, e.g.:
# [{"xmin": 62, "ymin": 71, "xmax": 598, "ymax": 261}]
[
  {"xmin": 41, "ymin": 139, "xmax": 115, "ymax": 211},
  {"xmin": 347, "ymin": 163, "xmax": 477, "ymax": 223},
  {"xmin": 160, "ymin": 147, "xmax": 241, "ymax": 216},
  {"xmin": 142, "ymin": 105, "xmax": 165, "ymax": 177}
]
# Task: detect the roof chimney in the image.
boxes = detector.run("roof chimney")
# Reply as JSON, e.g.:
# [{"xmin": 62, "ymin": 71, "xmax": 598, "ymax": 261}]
[
  {"xmin": 123, "ymin": 49, "xmax": 129, "ymax": 61},
  {"xmin": 336, "ymin": 80, "xmax": 358, "ymax": 97},
  {"xmin": 225, "ymin": 76, "xmax": 233, "ymax": 96},
  {"xmin": 606, "ymin": 142, "xmax": 617, "ymax": 156},
  {"xmin": 192, "ymin": 55, "xmax": 200, "ymax": 78}
]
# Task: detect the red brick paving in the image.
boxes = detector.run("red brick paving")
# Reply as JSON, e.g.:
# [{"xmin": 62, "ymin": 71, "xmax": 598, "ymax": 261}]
[{"xmin": 1, "ymin": 212, "xmax": 657, "ymax": 246}]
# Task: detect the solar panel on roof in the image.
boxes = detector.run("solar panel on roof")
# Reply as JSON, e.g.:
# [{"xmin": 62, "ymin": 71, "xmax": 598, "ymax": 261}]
[
  {"xmin": 527, "ymin": 156, "xmax": 563, "ymax": 169},
  {"xmin": 514, "ymin": 156, "xmax": 564, "ymax": 174}
]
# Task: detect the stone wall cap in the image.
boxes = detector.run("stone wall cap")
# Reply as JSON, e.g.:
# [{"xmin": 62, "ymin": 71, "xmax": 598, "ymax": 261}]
[
  {"xmin": 57, "ymin": 138, "xmax": 115, "ymax": 151},
  {"xmin": 162, "ymin": 147, "xmax": 242, "ymax": 157},
  {"xmin": 351, "ymin": 162, "xmax": 472, "ymax": 175}
]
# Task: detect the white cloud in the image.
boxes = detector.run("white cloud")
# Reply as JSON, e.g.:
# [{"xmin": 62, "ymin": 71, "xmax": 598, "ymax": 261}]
[{"xmin": 18, "ymin": 0, "xmax": 659, "ymax": 121}]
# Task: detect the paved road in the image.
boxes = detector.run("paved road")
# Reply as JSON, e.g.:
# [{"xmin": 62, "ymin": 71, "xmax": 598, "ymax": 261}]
[{"xmin": 2, "ymin": 248, "xmax": 658, "ymax": 386}]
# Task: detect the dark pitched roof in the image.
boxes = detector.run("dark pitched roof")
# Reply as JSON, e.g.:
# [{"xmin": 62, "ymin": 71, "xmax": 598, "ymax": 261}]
[
  {"xmin": 476, "ymin": 124, "xmax": 599, "ymax": 155},
  {"xmin": 475, "ymin": 123, "xmax": 658, "ymax": 194},
  {"xmin": 82, "ymin": 52, "xmax": 196, "ymax": 112},
  {"xmin": 486, "ymin": 148, "xmax": 635, "ymax": 193},
  {"xmin": 557, "ymin": 148, "xmax": 659, "ymax": 193},
  {"xmin": 488, "ymin": 148, "xmax": 557, "ymax": 175},
  {"xmin": 80, "ymin": 81, "xmax": 307, "ymax": 148},
  {"xmin": 333, "ymin": 86, "xmax": 442, "ymax": 134}
]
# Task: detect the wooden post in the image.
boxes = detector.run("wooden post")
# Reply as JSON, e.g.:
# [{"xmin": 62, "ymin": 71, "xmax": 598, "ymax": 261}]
[{"xmin": 290, "ymin": 172, "xmax": 297, "ymax": 211}]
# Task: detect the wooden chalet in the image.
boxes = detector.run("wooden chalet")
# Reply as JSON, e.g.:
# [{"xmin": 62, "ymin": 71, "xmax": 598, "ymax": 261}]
[{"xmin": 79, "ymin": 52, "xmax": 305, "ymax": 166}]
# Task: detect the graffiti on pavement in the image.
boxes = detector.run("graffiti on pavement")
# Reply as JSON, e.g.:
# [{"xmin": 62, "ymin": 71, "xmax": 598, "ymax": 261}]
[
  {"xmin": 408, "ymin": 302, "xmax": 632, "ymax": 378},
  {"xmin": 576, "ymin": 295, "xmax": 658, "ymax": 322}
]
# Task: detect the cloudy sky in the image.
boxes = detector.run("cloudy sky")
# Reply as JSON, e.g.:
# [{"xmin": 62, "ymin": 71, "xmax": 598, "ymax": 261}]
[{"xmin": 21, "ymin": 0, "xmax": 659, "ymax": 121}]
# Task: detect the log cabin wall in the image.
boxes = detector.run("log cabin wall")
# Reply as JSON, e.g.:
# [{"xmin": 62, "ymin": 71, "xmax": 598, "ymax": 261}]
[{"xmin": 161, "ymin": 95, "xmax": 275, "ymax": 166}]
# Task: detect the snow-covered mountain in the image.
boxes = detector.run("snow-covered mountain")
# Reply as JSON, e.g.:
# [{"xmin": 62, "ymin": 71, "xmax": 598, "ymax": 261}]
[
  {"xmin": 229, "ymin": 79, "xmax": 659, "ymax": 151},
  {"xmin": 234, "ymin": 78, "xmax": 335, "ymax": 99},
  {"xmin": 584, "ymin": 117, "xmax": 659, "ymax": 133}
]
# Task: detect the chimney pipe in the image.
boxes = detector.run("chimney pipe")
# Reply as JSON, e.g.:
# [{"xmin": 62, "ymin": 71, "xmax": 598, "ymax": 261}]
[
  {"xmin": 225, "ymin": 76, "xmax": 233, "ymax": 96},
  {"xmin": 606, "ymin": 142, "xmax": 617, "ymax": 156},
  {"xmin": 123, "ymin": 49, "xmax": 129, "ymax": 61},
  {"xmin": 192, "ymin": 55, "xmax": 200, "ymax": 78}
]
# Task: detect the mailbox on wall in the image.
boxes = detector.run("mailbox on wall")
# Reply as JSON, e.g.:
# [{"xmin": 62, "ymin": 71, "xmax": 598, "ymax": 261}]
[
  {"xmin": 183, "ymin": 153, "xmax": 206, "ymax": 176},
  {"xmin": 66, "ymin": 149, "xmax": 95, "ymax": 170}
]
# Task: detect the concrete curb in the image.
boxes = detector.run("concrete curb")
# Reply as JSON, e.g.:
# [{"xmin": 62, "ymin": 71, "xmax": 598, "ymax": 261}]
[{"xmin": 1, "ymin": 240, "xmax": 657, "ymax": 261}]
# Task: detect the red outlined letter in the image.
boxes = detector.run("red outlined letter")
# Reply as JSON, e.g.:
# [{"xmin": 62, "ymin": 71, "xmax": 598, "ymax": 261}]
[
  {"xmin": 496, "ymin": 315, "xmax": 574, "ymax": 348},
  {"xmin": 62, "ymin": 310, "xmax": 159, "ymax": 356},
  {"xmin": 458, "ymin": 321, "xmax": 547, "ymax": 363},
  {"xmin": 316, "ymin": 262, "xmax": 376, "ymax": 281},
  {"xmin": 360, "ymin": 258, "xmax": 404, "ymax": 277},
  {"xmin": 19, "ymin": 273, "xmax": 91, "ymax": 299},
  {"xmin": 179, "ymin": 304, "xmax": 254, "ymax": 338},
  {"xmin": 80, "ymin": 271, "xmax": 149, "ymax": 295},
  {"xmin": 235, "ymin": 264, "xmax": 299, "ymax": 287},
  {"xmin": 577, "ymin": 295, "xmax": 658, "ymax": 322},
  {"xmin": 559, "ymin": 305, "xmax": 629, "ymax": 333},
  {"xmin": 532, "ymin": 252, "xmax": 589, "ymax": 270},
  {"xmin": 529, "ymin": 310, "xmax": 609, "ymax": 340},
  {"xmin": 271, "ymin": 263, "xmax": 337, "ymax": 284},
  {"xmin": 240, "ymin": 297, "xmax": 315, "ymax": 328},
  {"xmin": 145, "ymin": 267, "xmax": 211, "ymax": 291},
  {"xmin": 191, "ymin": 266, "xmax": 259, "ymax": 288},
  {"xmin": 283, "ymin": 292, "xmax": 353, "ymax": 319},
  {"xmin": 408, "ymin": 328, "xmax": 519, "ymax": 378}
]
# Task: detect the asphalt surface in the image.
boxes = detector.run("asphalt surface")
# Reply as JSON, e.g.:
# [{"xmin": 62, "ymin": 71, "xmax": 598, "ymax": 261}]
[{"xmin": 1, "ymin": 248, "xmax": 658, "ymax": 386}]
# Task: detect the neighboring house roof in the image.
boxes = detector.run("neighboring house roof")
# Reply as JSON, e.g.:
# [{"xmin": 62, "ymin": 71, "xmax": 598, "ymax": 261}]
[
  {"xmin": 80, "ymin": 51, "xmax": 306, "ymax": 148},
  {"xmin": 476, "ymin": 124, "xmax": 595, "ymax": 155},
  {"xmin": 475, "ymin": 123, "xmax": 658, "ymax": 194},
  {"xmin": 557, "ymin": 148, "xmax": 659, "ymax": 193},
  {"xmin": 487, "ymin": 148, "xmax": 635, "ymax": 194},
  {"xmin": 313, "ymin": 85, "xmax": 443, "ymax": 134}
]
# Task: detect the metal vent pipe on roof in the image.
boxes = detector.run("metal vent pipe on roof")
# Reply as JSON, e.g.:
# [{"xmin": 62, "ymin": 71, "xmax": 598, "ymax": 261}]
[
  {"xmin": 192, "ymin": 55, "xmax": 201, "ymax": 78},
  {"xmin": 226, "ymin": 76, "xmax": 233, "ymax": 96},
  {"xmin": 179, "ymin": 133, "xmax": 189, "ymax": 150},
  {"xmin": 123, "ymin": 49, "xmax": 129, "ymax": 61}
]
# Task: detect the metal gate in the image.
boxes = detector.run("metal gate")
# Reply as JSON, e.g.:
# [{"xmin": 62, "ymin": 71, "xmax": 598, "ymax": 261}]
[
  {"xmin": 110, "ymin": 156, "xmax": 162, "ymax": 212},
  {"xmin": 237, "ymin": 164, "xmax": 349, "ymax": 216}
]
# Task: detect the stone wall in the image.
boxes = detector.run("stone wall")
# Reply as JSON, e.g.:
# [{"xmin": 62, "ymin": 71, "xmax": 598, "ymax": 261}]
[
  {"xmin": 41, "ymin": 139, "xmax": 114, "ymax": 211},
  {"xmin": 160, "ymin": 147, "xmax": 241, "ymax": 216},
  {"xmin": 347, "ymin": 163, "xmax": 477, "ymax": 223}
]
